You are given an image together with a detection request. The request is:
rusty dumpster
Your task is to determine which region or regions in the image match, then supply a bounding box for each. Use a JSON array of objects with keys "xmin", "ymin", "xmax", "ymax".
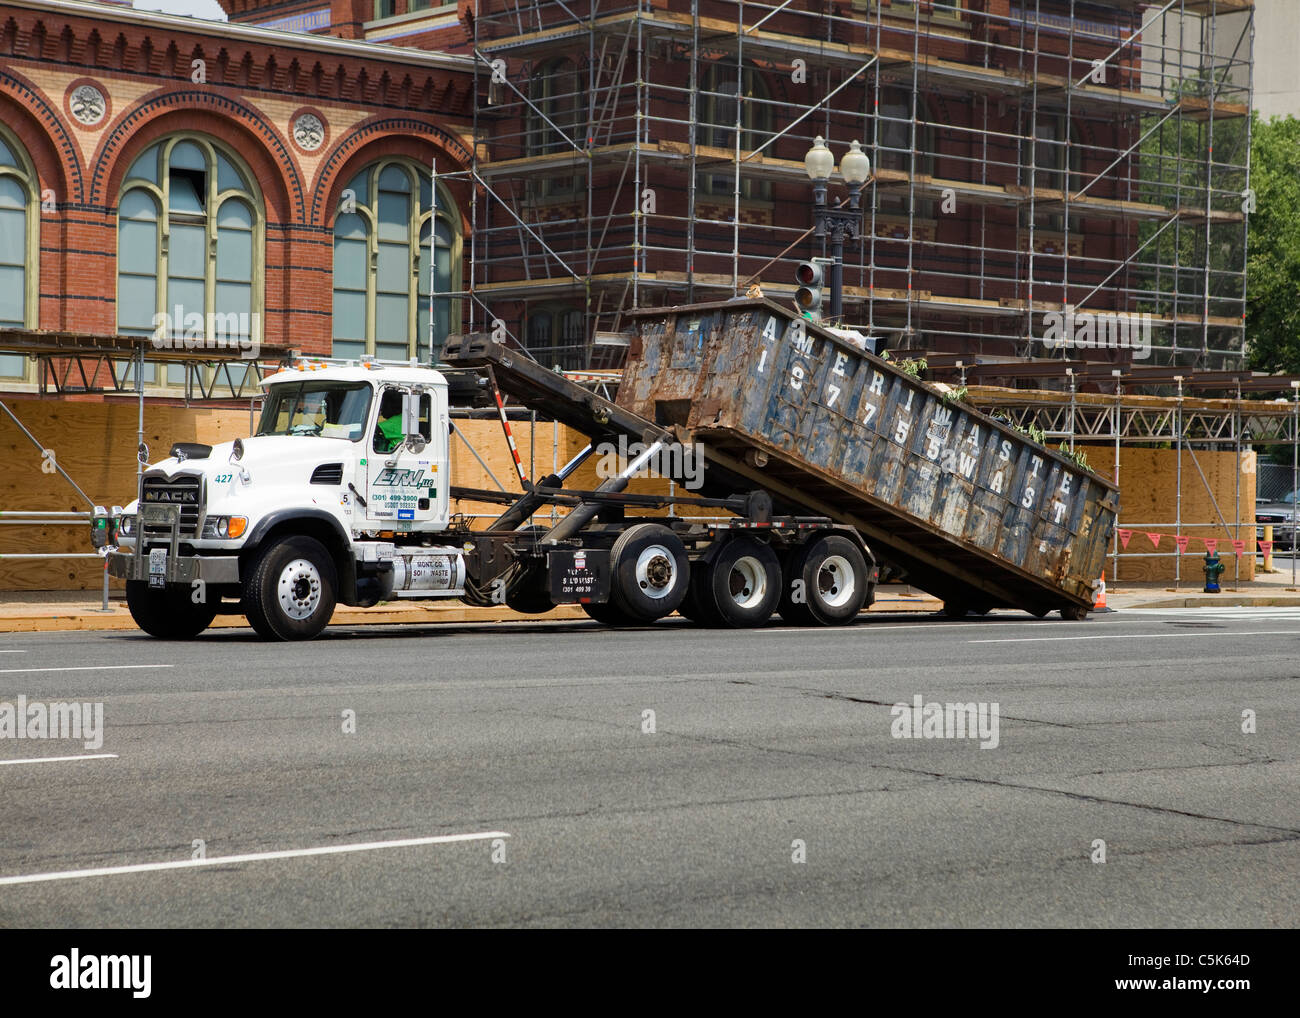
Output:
[{"xmin": 618, "ymin": 298, "xmax": 1119, "ymax": 615}]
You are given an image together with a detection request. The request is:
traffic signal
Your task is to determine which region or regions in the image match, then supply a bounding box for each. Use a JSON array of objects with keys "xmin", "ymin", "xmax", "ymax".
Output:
[{"xmin": 795, "ymin": 261, "xmax": 824, "ymax": 321}]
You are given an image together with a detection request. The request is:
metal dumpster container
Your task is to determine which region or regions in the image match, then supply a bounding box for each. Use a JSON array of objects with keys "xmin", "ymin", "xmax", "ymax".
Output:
[{"xmin": 618, "ymin": 298, "xmax": 1118, "ymax": 615}]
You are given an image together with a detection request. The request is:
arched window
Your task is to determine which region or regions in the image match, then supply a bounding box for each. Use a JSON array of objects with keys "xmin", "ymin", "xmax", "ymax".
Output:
[
  {"xmin": 698, "ymin": 61, "xmax": 771, "ymax": 200},
  {"xmin": 0, "ymin": 127, "xmax": 38, "ymax": 379},
  {"xmin": 527, "ymin": 58, "xmax": 583, "ymax": 196},
  {"xmin": 332, "ymin": 160, "xmax": 460, "ymax": 364},
  {"xmin": 116, "ymin": 136, "xmax": 263, "ymax": 386}
]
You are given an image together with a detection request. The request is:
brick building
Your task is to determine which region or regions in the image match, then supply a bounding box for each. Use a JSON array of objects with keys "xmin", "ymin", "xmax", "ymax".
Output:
[
  {"xmin": 0, "ymin": 0, "xmax": 1254, "ymax": 393},
  {"xmin": 0, "ymin": 0, "xmax": 475, "ymax": 396}
]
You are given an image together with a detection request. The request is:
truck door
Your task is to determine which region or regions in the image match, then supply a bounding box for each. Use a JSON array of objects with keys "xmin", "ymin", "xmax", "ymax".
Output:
[{"xmin": 363, "ymin": 385, "xmax": 442, "ymax": 529}]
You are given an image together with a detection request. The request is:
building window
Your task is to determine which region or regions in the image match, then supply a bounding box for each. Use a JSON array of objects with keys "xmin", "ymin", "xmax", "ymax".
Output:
[
  {"xmin": 116, "ymin": 136, "xmax": 263, "ymax": 387},
  {"xmin": 525, "ymin": 304, "xmax": 585, "ymax": 370},
  {"xmin": 1021, "ymin": 114, "xmax": 1081, "ymax": 234},
  {"xmin": 697, "ymin": 61, "xmax": 771, "ymax": 200},
  {"xmin": 527, "ymin": 58, "xmax": 583, "ymax": 196},
  {"xmin": 853, "ymin": 0, "xmax": 966, "ymax": 20},
  {"xmin": 332, "ymin": 160, "xmax": 460, "ymax": 364},
  {"xmin": 873, "ymin": 86, "xmax": 934, "ymax": 219},
  {"xmin": 0, "ymin": 127, "xmax": 38, "ymax": 379}
]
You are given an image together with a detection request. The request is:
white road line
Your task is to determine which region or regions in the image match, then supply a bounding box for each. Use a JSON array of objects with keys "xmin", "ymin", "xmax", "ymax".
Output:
[
  {"xmin": 0, "ymin": 753, "xmax": 117, "ymax": 766},
  {"xmin": 0, "ymin": 831, "xmax": 511, "ymax": 887},
  {"xmin": 0, "ymin": 665, "xmax": 173, "ymax": 675},
  {"xmin": 970, "ymin": 630, "xmax": 1296, "ymax": 644},
  {"xmin": 0, "ymin": 650, "xmax": 27, "ymax": 654}
]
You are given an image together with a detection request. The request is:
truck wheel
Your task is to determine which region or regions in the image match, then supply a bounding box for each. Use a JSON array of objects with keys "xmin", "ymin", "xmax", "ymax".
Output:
[
  {"xmin": 705, "ymin": 537, "xmax": 780, "ymax": 628},
  {"xmin": 608, "ymin": 523, "xmax": 689, "ymax": 622},
  {"xmin": 1059, "ymin": 604, "xmax": 1089, "ymax": 621},
  {"xmin": 125, "ymin": 581, "xmax": 217, "ymax": 639},
  {"xmin": 243, "ymin": 536, "xmax": 338, "ymax": 641},
  {"xmin": 779, "ymin": 534, "xmax": 869, "ymax": 626}
]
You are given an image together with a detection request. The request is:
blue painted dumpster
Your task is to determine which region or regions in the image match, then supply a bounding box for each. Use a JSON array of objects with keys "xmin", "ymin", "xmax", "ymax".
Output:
[{"xmin": 620, "ymin": 298, "xmax": 1118, "ymax": 616}]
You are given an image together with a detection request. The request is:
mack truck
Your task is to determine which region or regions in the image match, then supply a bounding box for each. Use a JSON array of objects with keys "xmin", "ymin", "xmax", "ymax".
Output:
[{"xmin": 101, "ymin": 297, "xmax": 1117, "ymax": 640}]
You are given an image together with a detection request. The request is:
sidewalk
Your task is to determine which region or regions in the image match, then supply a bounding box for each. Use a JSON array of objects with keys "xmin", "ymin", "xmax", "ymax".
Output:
[
  {"xmin": 1104, "ymin": 561, "xmax": 1300, "ymax": 610},
  {"xmin": 0, "ymin": 583, "xmax": 945, "ymax": 634}
]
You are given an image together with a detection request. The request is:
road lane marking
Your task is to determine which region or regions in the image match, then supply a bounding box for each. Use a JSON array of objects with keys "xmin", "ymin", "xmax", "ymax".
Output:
[
  {"xmin": 0, "ymin": 831, "xmax": 511, "ymax": 887},
  {"xmin": 970, "ymin": 630, "xmax": 1296, "ymax": 644},
  {"xmin": 0, "ymin": 665, "xmax": 173, "ymax": 675},
  {"xmin": 0, "ymin": 754, "xmax": 117, "ymax": 766},
  {"xmin": 0, "ymin": 650, "xmax": 27, "ymax": 654}
]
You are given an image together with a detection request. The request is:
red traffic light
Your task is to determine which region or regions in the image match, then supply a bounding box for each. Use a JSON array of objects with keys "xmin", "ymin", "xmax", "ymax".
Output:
[{"xmin": 796, "ymin": 261, "xmax": 821, "ymax": 286}]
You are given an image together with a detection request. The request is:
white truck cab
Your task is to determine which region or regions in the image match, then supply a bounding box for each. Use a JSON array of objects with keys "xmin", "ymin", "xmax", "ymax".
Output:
[{"xmin": 109, "ymin": 359, "xmax": 469, "ymax": 640}]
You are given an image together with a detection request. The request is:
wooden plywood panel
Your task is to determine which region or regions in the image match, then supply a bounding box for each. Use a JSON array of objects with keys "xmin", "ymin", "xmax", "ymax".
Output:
[
  {"xmin": 1079, "ymin": 445, "xmax": 1256, "ymax": 584},
  {"xmin": 0, "ymin": 399, "xmax": 251, "ymax": 592}
]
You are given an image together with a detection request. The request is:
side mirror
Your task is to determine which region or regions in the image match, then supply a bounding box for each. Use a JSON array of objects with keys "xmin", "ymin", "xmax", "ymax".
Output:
[{"xmin": 401, "ymin": 393, "xmax": 426, "ymax": 454}]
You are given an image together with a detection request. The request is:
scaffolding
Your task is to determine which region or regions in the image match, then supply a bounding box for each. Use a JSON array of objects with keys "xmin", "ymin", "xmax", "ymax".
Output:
[{"xmin": 450, "ymin": 0, "xmax": 1254, "ymax": 377}]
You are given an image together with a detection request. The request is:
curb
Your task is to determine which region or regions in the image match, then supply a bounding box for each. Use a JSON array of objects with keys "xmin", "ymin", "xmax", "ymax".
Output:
[{"xmin": 1116, "ymin": 596, "xmax": 1300, "ymax": 610}]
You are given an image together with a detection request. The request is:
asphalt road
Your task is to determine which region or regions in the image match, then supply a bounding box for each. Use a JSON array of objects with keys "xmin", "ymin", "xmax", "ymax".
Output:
[{"xmin": 0, "ymin": 606, "xmax": 1296, "ymax": 928}]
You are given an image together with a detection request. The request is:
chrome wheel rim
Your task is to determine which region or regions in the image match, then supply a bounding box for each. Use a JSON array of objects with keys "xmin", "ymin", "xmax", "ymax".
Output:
[
  {"xmin": 727, "ymin": 556, "xmax": 767, "ymax": 609},
  {"xmin": 816, "ymin": 554, "xmax": 855, "ymax": 609},
  {"xmin": 278, "ymin": 558, "xmax": 322, "ymax": 620},
  {"xmin": 634, "ymin": 545, "xmax": 679, "ymax": 600}
]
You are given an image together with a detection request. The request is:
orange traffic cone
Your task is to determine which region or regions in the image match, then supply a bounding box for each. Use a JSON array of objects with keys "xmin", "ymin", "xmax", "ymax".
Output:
[{"xmin": 1093, "ymin": 571, "xmax": 1110, "ymax": 612}]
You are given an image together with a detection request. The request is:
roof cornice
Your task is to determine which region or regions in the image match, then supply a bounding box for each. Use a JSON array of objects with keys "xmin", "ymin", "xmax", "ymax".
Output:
[{"xmin": 2, "ymin": 0, "xmax": 474, "ymax": 72}]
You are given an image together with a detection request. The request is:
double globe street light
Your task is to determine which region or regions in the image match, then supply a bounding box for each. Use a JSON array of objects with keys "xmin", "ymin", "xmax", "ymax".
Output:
[{"xmin": 800, "ymin": 136, "xmax": 871, "ymax": 322}]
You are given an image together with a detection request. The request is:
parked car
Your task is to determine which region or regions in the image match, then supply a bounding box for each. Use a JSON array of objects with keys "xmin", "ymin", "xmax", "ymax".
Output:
[{"xmin": 1256, "ymin": 488, "xmax": 1298, "ymax": 549}]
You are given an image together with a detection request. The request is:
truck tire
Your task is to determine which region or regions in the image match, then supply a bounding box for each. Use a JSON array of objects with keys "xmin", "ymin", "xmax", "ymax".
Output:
[
  {"xmin": 125, "ymin": 581, "xmax": 217, "ymax": 639},
  {"xmin": 1059, "ymin": 604, "xmax": 1089, "ymax": 621},
  {"xmin": 608, "ymin": 523, "xmax": 689, "ymax": 622},
  {"xmin": 243, "ymin": 535, "xmax": 338, "ymax": 641},
  {"xmin": 703, "ymin": 537, "xmax": 781, "ymax": 628},
  {"xmin": 778, "ymin": 534, "xmax": 869, "ymax": 626}
]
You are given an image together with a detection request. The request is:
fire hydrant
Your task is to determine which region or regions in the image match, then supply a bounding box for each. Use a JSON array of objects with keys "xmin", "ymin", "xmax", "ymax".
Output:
[{"xmin": 1203, "ymin": 551, "xmax": 1225, "ymax": 593}]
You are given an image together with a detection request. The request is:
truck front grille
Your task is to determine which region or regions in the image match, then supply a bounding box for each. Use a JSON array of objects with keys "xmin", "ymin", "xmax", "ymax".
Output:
[{"xmin": 141, "ymin": 474, "xmax": 203, "ymax": 538}]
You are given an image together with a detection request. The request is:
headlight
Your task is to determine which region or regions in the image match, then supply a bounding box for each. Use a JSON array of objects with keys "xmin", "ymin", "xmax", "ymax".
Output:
[
  {"xmin": 117, "ymin": 514, "xmax": 136, "ymax": 537},
  {"xmin": 201, "ymin": 516, "xmax": 248, "ymax": 539}
]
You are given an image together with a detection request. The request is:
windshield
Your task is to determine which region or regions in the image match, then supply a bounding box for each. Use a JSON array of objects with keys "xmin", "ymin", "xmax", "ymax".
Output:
[{"xmin": 256, "ymin": 381, "xmax": 372, "ymax": 440}]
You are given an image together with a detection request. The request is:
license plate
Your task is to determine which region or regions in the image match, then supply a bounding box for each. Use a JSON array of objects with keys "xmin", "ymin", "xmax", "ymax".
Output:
[{"xmin": 148, "ymin": 548, "xmax": 166, "ymax": 588}]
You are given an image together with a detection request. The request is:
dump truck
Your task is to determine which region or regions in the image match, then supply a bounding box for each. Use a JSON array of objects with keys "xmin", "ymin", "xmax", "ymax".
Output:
[{"xmin": 98, "ymin": 297, "xmax": 1116, "ymax": 640}]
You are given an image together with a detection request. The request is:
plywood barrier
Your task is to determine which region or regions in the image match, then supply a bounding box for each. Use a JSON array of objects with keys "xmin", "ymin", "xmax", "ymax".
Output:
[
  {"xmin": 1079, "ymin": 445, "xmax": 1256, "ymax": 584},
  {"xmin": 0, "ymin": 399, "xmax": 253, "ymax": 592}
]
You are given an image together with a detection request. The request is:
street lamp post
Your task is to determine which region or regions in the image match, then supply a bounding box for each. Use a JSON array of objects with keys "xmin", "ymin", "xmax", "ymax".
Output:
[{"xmin": 804, "ymin": 136, "xmax": 871, "ymax": 322}]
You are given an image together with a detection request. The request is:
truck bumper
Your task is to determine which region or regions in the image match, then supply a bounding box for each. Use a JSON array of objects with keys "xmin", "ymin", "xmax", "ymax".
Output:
[{"xmin": 108, "ymin": 549, "xmax": 240, "ymax": 586}]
